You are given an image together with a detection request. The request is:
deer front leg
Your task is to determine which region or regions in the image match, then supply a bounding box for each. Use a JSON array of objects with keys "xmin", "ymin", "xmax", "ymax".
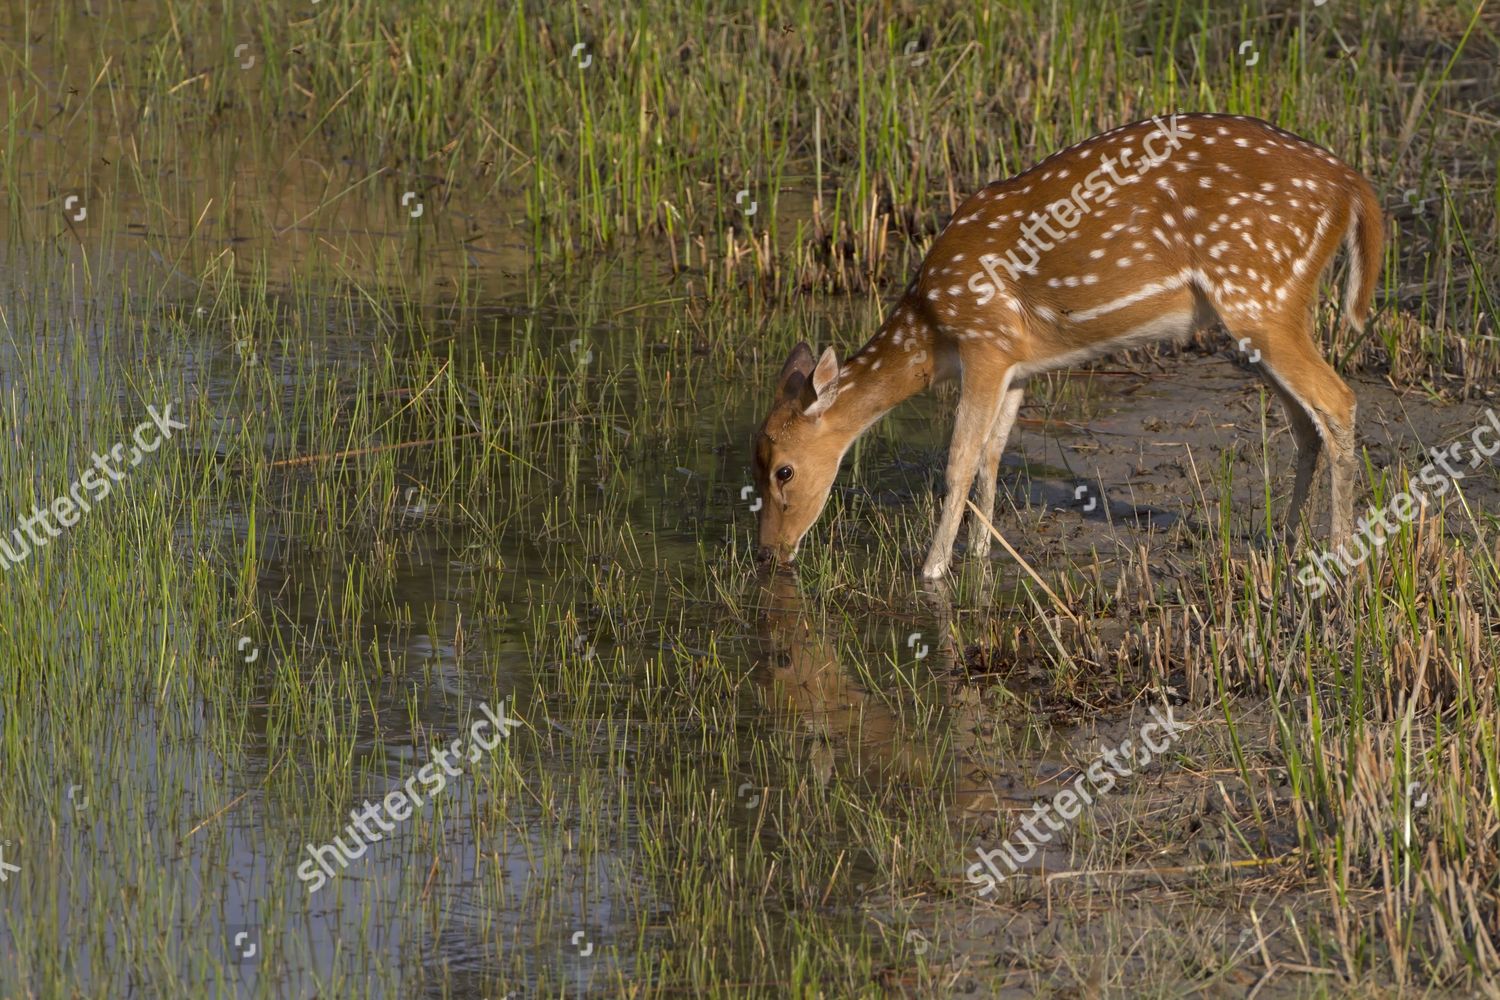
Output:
[
  {"xmin": 969, "ymin": 386, "xmax": 1025, "ymax": 560},
  {"xmin": 922, "ymin": 367, "xmax": 1013, "ymax": 580}
]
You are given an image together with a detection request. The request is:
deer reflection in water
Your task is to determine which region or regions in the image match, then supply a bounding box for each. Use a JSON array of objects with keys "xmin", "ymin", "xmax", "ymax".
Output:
[{"xmin": 749, "ymin": 570, "xmax": 1005, "ymax": 819}]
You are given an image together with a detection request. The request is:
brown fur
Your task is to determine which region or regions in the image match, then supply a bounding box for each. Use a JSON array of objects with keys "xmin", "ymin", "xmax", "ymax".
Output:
[{"xmin": 754, "ymin": 114, "xmax": 1383, "ymax": 579}]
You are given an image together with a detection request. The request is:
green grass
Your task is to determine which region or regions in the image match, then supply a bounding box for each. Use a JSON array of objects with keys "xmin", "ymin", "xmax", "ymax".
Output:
[{"xmin": 0, "ymin": 0, "xmax": 1497, "ymax": 996}]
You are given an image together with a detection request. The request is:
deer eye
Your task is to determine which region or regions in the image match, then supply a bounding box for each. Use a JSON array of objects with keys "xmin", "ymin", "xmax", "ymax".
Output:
[{"xmin": 775, "ymin": 465, "xmax": 794, "ymax": 484}]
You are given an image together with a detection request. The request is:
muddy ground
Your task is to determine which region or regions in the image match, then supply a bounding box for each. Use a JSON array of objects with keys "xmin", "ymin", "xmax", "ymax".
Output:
[{"xmin": 784, "ymin": 350, "xmax": 1500, "ymax": 997}]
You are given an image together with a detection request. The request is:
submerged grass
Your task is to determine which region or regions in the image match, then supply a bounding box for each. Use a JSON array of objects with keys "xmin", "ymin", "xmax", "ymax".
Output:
[{"xmin": 0, "ymin": 0, "xmax": 1497, "ymax": 996}]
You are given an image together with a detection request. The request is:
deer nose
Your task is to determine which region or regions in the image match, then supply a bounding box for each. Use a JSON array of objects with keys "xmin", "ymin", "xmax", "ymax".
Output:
[{"xmin": 757, "ymin": 544, "xmax": 797, "ymax": 565}]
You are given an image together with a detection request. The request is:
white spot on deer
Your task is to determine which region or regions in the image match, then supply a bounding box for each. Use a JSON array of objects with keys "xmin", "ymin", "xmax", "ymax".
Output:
[{"xmin": 1070, "ymin": 267, "xmax": 1211, "ymax": 323}]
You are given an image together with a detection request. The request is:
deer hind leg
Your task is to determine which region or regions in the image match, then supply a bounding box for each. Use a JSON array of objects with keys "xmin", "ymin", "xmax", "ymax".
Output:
[
  {"xmin": 1262, "ymin": 378, "xmax": 1323, "ymax": 539},
  {"xmin": 969, "ymin": 386, "xmax": 1025, "ymax": 560},
  {"xmin": 922, "ymin": 365, "xmax": 1013, "ymax": 580},
  {"xmin": 1236, "ymin": 314, "xmax": 1357, "ymax": 546}
]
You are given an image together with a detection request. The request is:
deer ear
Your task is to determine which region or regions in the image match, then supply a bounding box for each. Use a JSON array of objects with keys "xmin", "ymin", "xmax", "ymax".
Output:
[
  {"xmin": 801, "ymin": 347, "xmax": 841, "ymax": 418},
  {"xmin": 776, "ymin": 342, "xmax": 816, "ymax": 398}
]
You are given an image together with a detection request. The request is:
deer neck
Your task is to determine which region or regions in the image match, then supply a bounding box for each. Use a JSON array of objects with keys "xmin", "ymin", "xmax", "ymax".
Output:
[{"xmin": 822, "ymin": 299, "xmax": 938, "ymax": 443}]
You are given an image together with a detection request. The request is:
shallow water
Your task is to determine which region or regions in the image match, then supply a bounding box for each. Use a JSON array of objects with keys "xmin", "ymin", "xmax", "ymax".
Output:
[
  {"xmin": 0, "ymin": 203, "xmax": 1206, "ymax": 986},
  {"xmin": 8, "ymin": 215, "xmax": 1495, "ymax": 995},
  {"xmin": 7, "ymin": 89, "xmax": 1495, "ymax": 997}
]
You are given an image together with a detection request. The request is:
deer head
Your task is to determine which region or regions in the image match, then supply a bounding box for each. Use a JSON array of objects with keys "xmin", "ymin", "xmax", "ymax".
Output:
[{"xmin": 752, "ymin": 342, "xmax": 846, "ymax": 564}]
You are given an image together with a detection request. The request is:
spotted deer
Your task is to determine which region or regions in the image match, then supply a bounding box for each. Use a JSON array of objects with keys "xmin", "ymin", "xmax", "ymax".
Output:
[{"xmin": 753, "ymin": 113, "xmax": 1383, "ymax": 579}]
